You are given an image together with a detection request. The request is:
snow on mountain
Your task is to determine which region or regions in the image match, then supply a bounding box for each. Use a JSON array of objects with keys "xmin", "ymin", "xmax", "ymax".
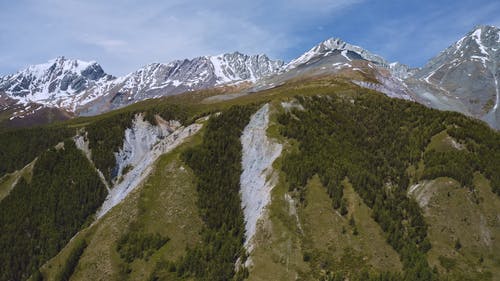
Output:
[
  {"xmin": 106, "ymin": 52, "xmax": 283, "ymax": 102},
  {"xmin": 0, "ymin": 53, "xmax": 283, "ymax": 118},
  {"xmin": 2, "ymin": 25, "xmax": 499, "ymax": 130},
  {"xmin": 0, "ymin": 56, "xmax": 113, "ymax": 110},
  {"xmin": 389, "ymin": 62, "xmax": 417, "ymax": 79}
]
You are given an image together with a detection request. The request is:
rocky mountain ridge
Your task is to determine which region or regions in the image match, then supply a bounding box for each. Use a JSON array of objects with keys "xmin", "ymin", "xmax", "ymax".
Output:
[
  {"xmin": 0, "ymin": 53, "xmax": 283, "ymax": 116},
  {"xmin": 1, "ymin": 25, "xmax": 499, "ymax": 129}
]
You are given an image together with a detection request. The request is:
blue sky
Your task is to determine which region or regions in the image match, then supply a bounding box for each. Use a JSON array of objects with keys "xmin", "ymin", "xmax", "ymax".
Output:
[{"xmin": 0, "ymin": 0, "xmax": 499, "ymax": 76}]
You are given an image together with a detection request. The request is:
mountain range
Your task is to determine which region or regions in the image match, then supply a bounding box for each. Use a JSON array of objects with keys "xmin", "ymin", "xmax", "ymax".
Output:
[
  {"xmin": 1, "ymin": 25, "xmax": 498, "ymax": 129},
  {"xmin": 1, "ymin": 24, "xmax": 500, "ymax": 281}
]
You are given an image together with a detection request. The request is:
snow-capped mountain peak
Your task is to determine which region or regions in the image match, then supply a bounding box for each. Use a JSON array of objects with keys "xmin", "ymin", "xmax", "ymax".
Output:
[
  {"xmin": 0, "ymin": 56, "xmax": 113, "ymax": 109},
  {"xmin": 75, "ymin": 52, "xmax": 284, "ymax": 115},
  {"xmin": 107, "ymin": 51, "xmax": 284, "ymax": 98},
  {"xmin": 1, "ymin": 52, "xmax": 284, "ymax": 116},
  {"xmin": 208, "ymin": 52, "xmax": 283, "ymax": 84},
  {"xmin": 285, "ymin": 37, "xmax": 389, "ymax": 70}
]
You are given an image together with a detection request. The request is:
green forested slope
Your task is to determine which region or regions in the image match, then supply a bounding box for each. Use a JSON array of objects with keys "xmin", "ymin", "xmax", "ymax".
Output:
[
  {"xmin": 276, "ymin": 93, "xmax": 500, "ymax": 280},
  {"xmin": 0, "ymin": 140, "xmax": 107, "ymax": 281},
  {"xmin": 0, "ymin": 126, "xmax": 73, "ymax": 177}
]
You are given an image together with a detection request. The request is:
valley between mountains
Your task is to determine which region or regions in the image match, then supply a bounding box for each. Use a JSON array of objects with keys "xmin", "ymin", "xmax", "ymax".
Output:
[{"xmin": 0, "ymin": 25, "xmax": 500, "ymax": 281}]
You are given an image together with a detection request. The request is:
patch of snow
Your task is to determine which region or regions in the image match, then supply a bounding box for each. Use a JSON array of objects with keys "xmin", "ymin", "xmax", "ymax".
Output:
[
  {"xmin": 210, "ymin": 55, "xmax": 232, "ymax": 84},
  {"xmin": 470, "ymin": 55, "xmax": 489, "ymax": 67},
  {"xmin": 169, "ymin": 79, "xmax": 182, "ymax": 87},
  {"xmin": 341, "ymin": 50, "xmax": 352, "ymax": 61},
  {"xmin": 331, "ymin": 62, "xmax": 351, "ymax": 70},
  {"xmin": 240, "ymin": 103, "xmax": 282, "ymax": 252},
  {"xmin": 455, "ymin": 36, "xmax": 466, "ymax": 51},
  {"xmin": 424, "ymin": 67, "xmax": 438, "ymax": 84},
  {"xmin": 96, "ymin": 114, "xmax": 202, "ymax": 219},
  {"xmin": 472, "ymin": 28, "xmax": 489, "ymax": 56},
  {"xmin": 286, "ymin": 47, "xmax": 319, "ymax": 69}
]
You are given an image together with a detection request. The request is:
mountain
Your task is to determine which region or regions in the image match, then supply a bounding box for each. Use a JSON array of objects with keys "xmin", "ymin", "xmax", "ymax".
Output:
[
  {"xmin": 0, "ymin": 53, "xmax": 283, "ymax": 120},
  {"xmin": 1, "ymin": 24, "xmax": 500, "ymax": 281},
  {"xmin": 78, "ymin": 52, "xmax": 283, "ymax": 115},
  {"xmin": 265, "ymin": 25, "xmax": 500, "ymax": 129},
  {"xmin": 251, "ymin": 37, "xmax": 415, "ymax": 100},
  {"xmin": 406, "ymin": 25, "xmax": 500, "ymax": 129},
  {"xmin": 1, "ymin": 25, "xmax": 499, "ymax": 131},
  {"xmin": 285, "ymin": 37, "xmax": 390, "ymax": 70},
  {"xmin": 0, "ymin": 57, "xmax": 114, "ymax": 111}
]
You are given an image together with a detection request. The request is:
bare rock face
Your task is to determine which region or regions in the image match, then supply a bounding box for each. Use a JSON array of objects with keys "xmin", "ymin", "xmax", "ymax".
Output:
[
  {"xmin": 94, "ymin": 113, "xmax": 203, "ymax": 219},
  {"xmin": 240, "ymin": 103, "xmax": 282, "ymax": 253}
]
